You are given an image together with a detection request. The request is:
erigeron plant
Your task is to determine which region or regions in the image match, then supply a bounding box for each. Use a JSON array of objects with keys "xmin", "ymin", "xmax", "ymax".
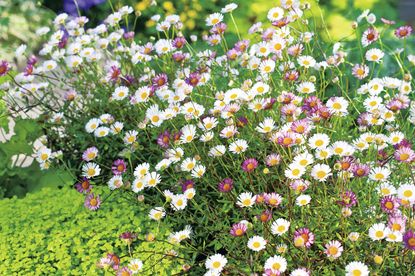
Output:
[{"xmin": 2, "ymin": 1, "xmax": 415, "ymax": 275}]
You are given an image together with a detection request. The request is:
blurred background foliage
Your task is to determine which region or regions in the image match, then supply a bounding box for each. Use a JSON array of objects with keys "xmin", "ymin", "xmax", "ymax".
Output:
[
  {"xmin": 0, "ymin": 0, "xmax": 401, "ymax": 61},
  {"xmin": 0, "ymin": 0, "xmax": 55, "ymax": 62},
  {"xmin": 0, "ymin": 0, "xmax": 403, "ymax": 199}
]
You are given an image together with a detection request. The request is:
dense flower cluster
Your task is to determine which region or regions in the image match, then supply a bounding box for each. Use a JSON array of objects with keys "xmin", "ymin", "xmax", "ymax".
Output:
[{"xmin": 2, "ymin": 0, "xmax": 415, "ymax": 274}]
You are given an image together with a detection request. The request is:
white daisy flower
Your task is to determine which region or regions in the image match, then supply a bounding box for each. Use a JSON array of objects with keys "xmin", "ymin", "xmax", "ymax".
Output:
[
  {"xmin": 297, "ymin": 55, "xmax": 316, "ymax": 68},
  {"xmin": 368, "ymin": 223, "xmax": 387, "ymax": 241},
  {"xmin": 345, "ymin": 262, "xmax": 369, "ymax": 276},
  {"xmin": 205, "ymin": 254, "xmax": 227, "ymax": 272},
  {"xmin": 199, "ymin": 117, "xmax": 218, "ymax": 131},
  {"xmin": 146, "ymin": 104, "xmax": 164, "ymax": 127},
  {"xmin": 166, "ymin": 148, "xmax": 184, "ymax": 163},
  {"xmin": 251, "ymin": 82, "xmax": 270, "ymax": 95},
  {"xmin": 293, "ymin": 152, "xmax": 314, "ymax": 167},
  {"xmin": 154, "ymin": 39, "xmax": 173, "ymax": 55},
  {"xmin": 128, "ymin": 259, "xmax": 143, "ymax": 274},
  {"xmin": 108, "ymin": 175, "xmax": 123, "ymax": 190},
  {"xmin": 296, "ymin": 194, "xmax": 311, "ymax": 206},
  {"xmin": 296, "ymin": 81, "xmax": 315, "ymax": 94},
  {"xmin": 284, "ymin": 163, "xmax": 306, "ymax": 179},
  {"xmin": 326, "ymin": 97, "xmax": 349, "ymax": 116},
  {"xmin": 330, "ymin": 141, "xmax": 355, "ymax": 156},
  {"xmin": 206, "ymin": 13, "xmax": 223, "ymax": 26},
  {"xmin": 365, "ymin": 48, "xmax": 384, "ymax": 62},
  {"xmin": 264, "ymin": 255, "xmax": 287, "ymax": 273},
  {"xmin": 191, "ymin": 165, "xmax": 206, "ymax": 178},
  {"xmin": 134, "ymin": 163, "xmax": 150, "ymax": 177},
  {"xmin": 94, "ymin": 126, "xmax": 110, "ymax": 137},
  {"xmin": 267, "ymin": 7, "xmax": 284, "ymax": 22},
  {"xmin": 112, "ymin": 86, "xmax": 129, "ymax": 100},
  {"xmin": 397, "ymin": 184, "xmax": 415, "ymax": 203},
  {"xmin": 247, "ymin": 235, "xmax": 267, "ymax": 252},
  {"xmin": 259, "ymin": 59, "xmax": 276, "ymax": 74},
  {"xmin": 270, "ymin": 219, "xmax": 290, "ymax": 236},
  {"xmin": 385, "ymin": 228, "xmax": 403, "ymax": 242},
  {"xmin": 36, "ymin": 147, "xmax": 52, "ymax": 163},
  {"xmin": 221, "ymin": 3, "xmax": 238, "ymax": 13},
  {"xmin": 180, "ymin": 124, "xmax": 197, "ymax": 144},
  {"xmin": 255, "ymin": 41, "xmax": 270, "ymax": 57},
  {"xmin": 209, "ymin": 145, "xmax": 226, "ymax": 157},
  {"xmin": 171, "ymin": 194, "xmax": 188, "ymax": 211},
  {"xmin": 184, "ymin": 188, "xmax": 196, "ymax": 200},
  {"xmin": 229, "ymin": 139, "xmax": 249, "ymax": 154},
  {"xmin": 377, "ymin": 182, "xmax": 397, "ymax": 196},
  {"xmin": 132, "ymin": 177, "xmax": 146, "ymax": 193},
  {"xmin": 256, "ymin": 117, "xmax": 275, "ymax": 133},
  {"xmin": 180, "ymin": 158, "xmax": 197, "ymax": 172},
  {"xmin": 82, "ymin": 162, "xmax": 101, "ymax": 178},
  {"xmin": 236, "ymin": 192, "xmax": 256, "ymax": 208},
  {"xmin": 389, "ymin": 131, "xmax": 405, "ymax": 145},
  {"xmin": 43, "ymin": 60, "xmax": 57, "ymax": 71},
  {"xmin": 144, "ymin": 171, "xmax": 161, "ymax": 187},
  {"xmin": 308, "ymin": 133, "xmax": 330, "ymax": 149},
  {"xmin": 220, "ymin": 125, "xmax": 238, "ymax": 139},
  {"xmin": 270, "ymin": 37, "xmax": 286, "ymax": 53},
  {"xmin": 369, "ymin": 167, "xmax": 390, "ymax": 182},
  {"xmin": 149, "ymin": 207, "xmax": 166, "ymax": 221},
  {"xmin": 311, "ymin": 164, "xmax": 332, "ymax": 182},
  {"xmin": 124, "ymin": 130, "xmax": 138, "ymax": 144},
  {"xmin": 85, "ymin": 118, "xmax": 101, "ymax": 133}
]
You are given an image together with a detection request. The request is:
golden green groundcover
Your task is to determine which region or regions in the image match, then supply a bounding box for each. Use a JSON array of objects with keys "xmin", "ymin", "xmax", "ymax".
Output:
[{"xmin": 0, "ymin": 187, "xmax": 182, "ymax": 275}]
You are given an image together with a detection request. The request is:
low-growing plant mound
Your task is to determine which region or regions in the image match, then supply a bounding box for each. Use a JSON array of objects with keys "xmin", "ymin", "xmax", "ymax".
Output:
[{"xmin": 0, "ymin": 187, "xmax": 182, "ymax": 275}]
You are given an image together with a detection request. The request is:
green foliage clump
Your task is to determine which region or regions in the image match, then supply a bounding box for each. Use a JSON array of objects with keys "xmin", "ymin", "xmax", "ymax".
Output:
[
  {"xmin": 0, "ymin": 187, "xmax": 183, "ymax": 275},
  {"xmin": 0, "ymin": 116, "xmax": 72, "ymax": 198}
]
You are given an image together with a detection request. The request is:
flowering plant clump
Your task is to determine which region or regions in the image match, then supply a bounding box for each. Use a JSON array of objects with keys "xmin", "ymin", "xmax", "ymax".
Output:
[{"xmin": 2, "ymin": 1, "xmax": 415, "ymax": 275}]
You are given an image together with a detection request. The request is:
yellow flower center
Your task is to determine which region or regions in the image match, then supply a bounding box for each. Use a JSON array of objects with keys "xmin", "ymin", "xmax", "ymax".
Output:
[
  {"xmin": 328, "ymin": 246, "xmax": 338, "ymax": 255},
  {"xmin": 352, "ymin": 269, "xmax": 362, "ymax": 276},
  {"xmin": 90, "ymin": 198, "xmax": 97, "ymax": 206},
  {"xmin": 152, "ymin": 115, "xmax": 159, "ymax": 123},
  {"xmin": 334, "ymin": 148, "xmax": 343, "ymax": 154},
  {"xmin": 87, "ymin": 168, "xmax": 95, "ymax": 176},
  {"xmin": 315, "ymin": 140, "xmax": 324, "ymax": 147},
  {"xmin": 356, "ymin": 68, "xmax": 365, "ymax": 76},
  {"xmin": 292, "ymin": 168, "xmax": 300, "ymax": 176},
  {"xmin": 272, "ymin": 263, "xmax": 281, "ymax": 270},
  {"xmin": 242, "ymin": 199, "xmax": 251, "ymax": 206},
  {"xmin": 316, "ymin": 171, "xmax": 326, "ymax": 179},
  {"xmin": 374, "ymin": 173, "xmax": 384, "ymax": 180},
  {"xmin": 384, "ymin": 201, "xmax": 393, "ymax": 209},
  {"xmin": 375, "ymin": 230, "xmax": 384, "ymax": 238},
  {"xmin": 332, "ymin": 102, "xmax": 342, "ymax": 110}
]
